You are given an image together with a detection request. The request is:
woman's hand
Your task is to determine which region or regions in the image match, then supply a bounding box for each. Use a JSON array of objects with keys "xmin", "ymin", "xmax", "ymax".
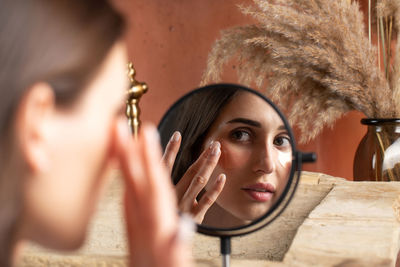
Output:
[
  {"xmin": 162, "ymin": 131, "xmax": 226, "ymax": 224},
  {"xmin": 115, "ymin": 121, "xmax": 193, "ymax": 267}
]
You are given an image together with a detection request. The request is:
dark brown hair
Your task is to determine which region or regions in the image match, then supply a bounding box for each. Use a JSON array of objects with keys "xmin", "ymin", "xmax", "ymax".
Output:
[
  {"xmin": 0, "ymin": 0, "xmax": 124, "ymax": 264},
  {"xmin": 159, "ymin": 85, "xmax": 241, "ymax": 185}
]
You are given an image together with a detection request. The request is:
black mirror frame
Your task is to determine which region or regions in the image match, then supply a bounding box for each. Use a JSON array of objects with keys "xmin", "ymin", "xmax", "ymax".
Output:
[{"xmin": 158, "ymin": 83, "xmax": 312, "ymax": 238}]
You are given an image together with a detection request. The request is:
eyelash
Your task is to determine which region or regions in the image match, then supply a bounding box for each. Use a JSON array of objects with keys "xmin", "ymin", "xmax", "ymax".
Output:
[
  {"xmin": 229, "ymin": 128, "xmax": 253, "ymax": 143},
  {"xmin": 229, "ymin": 127, "xmax": 292, "ymax": 149},
  {"xmin": 274, "ymin": 135, "xmax": 291, "ymax": 148}
]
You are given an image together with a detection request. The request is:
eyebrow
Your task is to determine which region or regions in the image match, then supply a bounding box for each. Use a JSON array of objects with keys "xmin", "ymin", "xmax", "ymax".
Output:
[
  {"xmin": 277, "ymin": 125, "xmax": 287, "ymax": 131},
  {"xmin": 226, "ymin": 118, "xmax": 261, "ymax": 127},
  {"xmin": 226, "ymin": 117, "xmax": 288, "ymax": 131}
]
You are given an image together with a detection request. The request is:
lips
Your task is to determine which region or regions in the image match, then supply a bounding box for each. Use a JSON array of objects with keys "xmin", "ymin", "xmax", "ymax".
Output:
[{"xmin": 241, "ymin": 183, "xmax": 276, "ymax": 202}]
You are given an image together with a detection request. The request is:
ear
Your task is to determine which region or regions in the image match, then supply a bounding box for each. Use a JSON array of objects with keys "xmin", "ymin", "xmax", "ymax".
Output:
[{"xmin": 15, "ymin": 83, "xmax": 56, "ymax": 174}]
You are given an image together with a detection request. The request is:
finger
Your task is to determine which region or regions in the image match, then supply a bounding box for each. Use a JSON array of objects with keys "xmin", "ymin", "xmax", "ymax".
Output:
[
  {"xmin": 179, "ymin": 142, "xmax": 221, "ymax": 210},
  {"xmin": 140, "ymin": 123, "xmax": 179, "ymax": 234},
  {"xmin": 115, "ymin": 119, "xmax": 149, "ymax": 246},
  {"xmin": 115, "ymin": 119, "xmax": 145, "ymax": 203},
  {"xmin": 194, "ymin": 174, "xmax": 226, "ymax": 222},
  {"xmin": 124, "ymin": 188, "xmax": 139, "ymax": 254},
  {"xmin": 140, "ymin": 126, "xmax": 193, "ymax": 267},
  {"xmin": 161, "ymin": 131, "xmax": 181, "ymax": 174},
  {"xmin": 175, "ymin": 141, "xmax": 220, "ymax": 200},
  {"xmin": 116, "ymin": 120, "xmax": 191, "ymax": 267}
]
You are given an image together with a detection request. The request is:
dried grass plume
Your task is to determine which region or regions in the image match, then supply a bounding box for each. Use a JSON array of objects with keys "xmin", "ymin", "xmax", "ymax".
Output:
[{"xmin": 201, "ymin": 0, "xmax": 399, "ymax": 143}]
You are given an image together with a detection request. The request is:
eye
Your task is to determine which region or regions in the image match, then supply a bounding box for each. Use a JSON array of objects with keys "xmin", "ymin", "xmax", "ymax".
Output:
[
  {"xmin": 230, "ymin": 129, "xmax": 252, "ymax": 143},
  {"xmin": 274, "ymin": 135, "xmax": 291, "ymax": 147}
]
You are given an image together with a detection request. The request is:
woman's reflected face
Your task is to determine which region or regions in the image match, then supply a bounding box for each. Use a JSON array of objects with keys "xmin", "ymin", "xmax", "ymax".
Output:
[{"xmin": 202, "ymin": 92, "xmax": 292, "ymax": 227}]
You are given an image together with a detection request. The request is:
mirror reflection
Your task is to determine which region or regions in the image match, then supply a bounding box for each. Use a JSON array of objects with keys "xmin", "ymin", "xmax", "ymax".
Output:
[{"xmin": 159, "ymin": 85, "xmax": 293, "ymax": 229}]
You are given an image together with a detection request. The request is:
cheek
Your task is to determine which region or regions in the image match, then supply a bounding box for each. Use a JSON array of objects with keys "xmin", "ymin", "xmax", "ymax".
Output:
[
  {"xmin": 275, "ymin": 150, "xmax": 292, "ymax": 192},
  {"xmin": 277, "ymin": 150, "xmax": 292, "ymax": 168},
  {"xmin": 72, "ymin": 118, "xmax": 111, "ymax": 171},
  {"xmin": 49, "ymin": 113, "xmax": 115, "ymax": 207},
  {"xmin": 207, "ymin": 141, "xmax": 253, "ymax": 193},
  {"xmin": 219, "ymin": 141, "xmax": 252, "ymax": 172},
  {"xmin": 82, "ymin": 117, "xmax": 116, "ymax": 183}
]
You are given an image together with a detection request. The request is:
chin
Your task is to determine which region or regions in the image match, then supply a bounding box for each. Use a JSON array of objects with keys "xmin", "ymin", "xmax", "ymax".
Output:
[
  {"xmin": 59, "ymin": 221, "xmax": 91, "ymax": 250},
  {"xmin": 35, "ymin": 223, "xmax": 89, "ymax": 251},
  {"xmin": 58, "ymin": 232, "xmax": 87, "ymax": 251},
  {"xmin": 241, "ymin": 209, "xmax": 271, "ymax": 221}
]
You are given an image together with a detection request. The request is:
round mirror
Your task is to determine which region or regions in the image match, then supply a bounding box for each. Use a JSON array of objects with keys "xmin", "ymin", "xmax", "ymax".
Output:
[{"xmin": 158, "ymin": 83, "xmax": 314, "ymax": 238}]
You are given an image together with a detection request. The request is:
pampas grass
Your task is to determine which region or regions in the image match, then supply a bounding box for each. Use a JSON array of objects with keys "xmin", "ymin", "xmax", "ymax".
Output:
[
  {"xmin": 201, "ymin": 0, "xmax": 399, "ymax": 143},
  {"xmin": 378, "ymin": 0, "xmax": 400, "ymax": 116}
]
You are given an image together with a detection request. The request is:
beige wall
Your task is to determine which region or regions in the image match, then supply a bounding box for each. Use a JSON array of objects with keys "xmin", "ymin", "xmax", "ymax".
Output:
[{"xmin": 116, "ymin": 0, "xmax": 372, "ymax": 180}]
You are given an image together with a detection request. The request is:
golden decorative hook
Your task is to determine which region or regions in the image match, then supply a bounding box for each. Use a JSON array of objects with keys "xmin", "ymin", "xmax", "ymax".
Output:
[{"xmin": 126, "ymin": 62, "xmax": 148, "ymax": 139}]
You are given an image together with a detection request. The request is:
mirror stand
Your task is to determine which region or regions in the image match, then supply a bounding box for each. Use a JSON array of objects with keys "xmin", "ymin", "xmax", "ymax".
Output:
[{"xmin": 220, "ymin": 236, "xmax": 231, "ymax": 267}]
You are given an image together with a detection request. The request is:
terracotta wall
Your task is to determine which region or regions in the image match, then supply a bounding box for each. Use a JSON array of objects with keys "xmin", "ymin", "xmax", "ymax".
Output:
[{"xmin": 115, "ymin": 0, "xmax": 373, "ymax": 180}]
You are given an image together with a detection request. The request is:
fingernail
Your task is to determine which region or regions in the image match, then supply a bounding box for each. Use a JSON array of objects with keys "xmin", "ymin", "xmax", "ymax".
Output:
[
  {"xmin": 170, "ymin": 131, "xmax": 181, "ymax": 142},
  {"xmin": 208, "ymin": 140, "xmax": 219, "ymax": 149},
  {"xmin": 209, "ymin": 141, "xmax": 221, "ymax": 156},
  {"xmin": 218, "ymin": 174, "xmax": 226, "ymax": 182}
]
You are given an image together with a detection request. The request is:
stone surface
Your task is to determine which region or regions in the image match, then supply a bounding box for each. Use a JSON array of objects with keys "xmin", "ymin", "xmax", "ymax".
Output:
[
  {"xmin": 283, "ymin": 181, "xmax": 400, "ymax": 266},
  {"xmin": 19, "ymin": 172, "xmax": 400, "ymax": 267},
  {"xmin": 195, "ymin": 259, "xmax": 285, "ymax": 267}
]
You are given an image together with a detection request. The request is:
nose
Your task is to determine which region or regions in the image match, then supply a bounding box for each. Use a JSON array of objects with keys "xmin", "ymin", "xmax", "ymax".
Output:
[{"xmin": 252, "ymin": 143, "xmax": 275, "ymax": 174}]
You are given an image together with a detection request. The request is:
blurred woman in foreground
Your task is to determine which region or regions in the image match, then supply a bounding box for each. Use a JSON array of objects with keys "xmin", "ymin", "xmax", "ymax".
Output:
[{"xmin": 0, "ymin": 0, "xmax": 191, "ymax": 266}]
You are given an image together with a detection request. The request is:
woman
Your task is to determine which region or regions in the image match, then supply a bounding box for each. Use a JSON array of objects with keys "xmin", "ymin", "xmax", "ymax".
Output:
[
  {"xmin": 0, "ymin": 0, "xmax": 191, "ymax": 266},
  {"xmin": 161, "ymin": 85, "xmax": 292, "ymax": 228}
]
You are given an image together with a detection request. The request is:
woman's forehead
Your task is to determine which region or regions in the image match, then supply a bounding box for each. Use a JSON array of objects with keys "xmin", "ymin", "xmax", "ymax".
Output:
[{"xmin": 216, "ymin": 91, "xmax": 282, "ymax": 127}]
